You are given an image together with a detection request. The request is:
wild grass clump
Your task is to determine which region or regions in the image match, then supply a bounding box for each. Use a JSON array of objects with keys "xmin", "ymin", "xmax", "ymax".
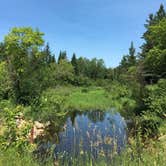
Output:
[
  {"xmin": 0, "ymin": 148, "xmax": 39, "ymax": 166},
  {"xmin": 66, "ymin": 87, "xmax": 112, "ymax": 110}
]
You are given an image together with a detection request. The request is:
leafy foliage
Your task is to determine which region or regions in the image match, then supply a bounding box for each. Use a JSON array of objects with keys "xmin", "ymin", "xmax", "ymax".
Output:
[
  {"xmin": 0, "ymin": 62, "xmax": 12, "ymax": 99},
  {"xmin": 0, "ymin": 105, "xmax": 32, "ymax": 152},
  {"xmin": 0, "ymin": 5, "xmax": 166, "ymax": 165},
  {"xmin": 4, "ymin": 27, "xmax": 44, "ymax": 104}
]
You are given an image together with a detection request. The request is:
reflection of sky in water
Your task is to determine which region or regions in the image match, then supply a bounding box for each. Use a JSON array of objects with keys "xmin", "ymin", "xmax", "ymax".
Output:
[{"xmin": 54, "ymin": 111, "xmax": 127, "ymax": 160}]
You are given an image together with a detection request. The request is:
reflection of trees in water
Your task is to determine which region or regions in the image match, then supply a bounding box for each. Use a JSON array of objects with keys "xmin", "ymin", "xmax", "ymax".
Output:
[
  {"xmin": 45, "ymin": 115, "xmax": 68, "ymax": 143},
  {"xmin": 67, "ymin": 110, "xmax": 106, "ymax": 125},
  {"xmin": 34, "ymin": 110, "xmax": 127, "ymax": 164},
  {"xmin": 86, "ymin": 110, "xmax": 105, "ymax": 123},
  {"xmin": 68, "ymin": 110, "xmax": 80, "ymax": 125},
  {"xmin": 33, "ymin": 114, "xmax": 68, "ymax": 163}
]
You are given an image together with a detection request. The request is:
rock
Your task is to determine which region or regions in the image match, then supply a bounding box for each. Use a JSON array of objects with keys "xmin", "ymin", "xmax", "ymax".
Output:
[
  {"xmin": 17, "ymin": 119, "xmax": 26, "ymax": 129},
  {"xmin": 34, "ymin": 121, "xmax": 44, "ymax": 129},
  {"xmin": 158, "ymin": 135, "xmax": 166, "ymax": 141},
  {"xmin": 15, "ymin": 113, "xmax": 27, "ymax": 129},
  {"xmin": 29, "ymin": 121, "xmax": 46, "ymax": 143}
]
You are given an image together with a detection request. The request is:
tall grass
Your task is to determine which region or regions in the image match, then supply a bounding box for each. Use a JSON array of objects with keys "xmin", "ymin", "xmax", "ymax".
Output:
[
  {"xmin": 0, "ymin": 128, "xmax": 165, "ymax": 166},
  {"xmin": 0, "ymin": 148, "xmax": 38, "ymax": 166},
  {"xmin": 65, "ymin": 87, "xmax": 112, "ymax": 110}
]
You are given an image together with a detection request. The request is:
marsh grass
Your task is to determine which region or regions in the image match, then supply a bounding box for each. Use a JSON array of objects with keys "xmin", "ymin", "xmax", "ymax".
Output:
[
  {"xmin": 65, "ymin": 87, "xmax": 112, "ymax": 110},
  {"xmin": 0, "ymin": 148, "xmax": 38, "ymax": 166},
  {"xmin": 0, "ymin": 86, "xmax": 165, "ymax": 166},
  {"xmin": 0, "ymin": 120, "xmax": 165, "ymax": 166},
  {"xmin": 45, "ymin": 85, "xmax": 136, "ymax": 112}
]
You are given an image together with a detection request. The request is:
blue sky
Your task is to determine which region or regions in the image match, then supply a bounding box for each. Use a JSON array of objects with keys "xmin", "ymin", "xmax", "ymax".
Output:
[{"xmin": 0, "ymin": 0, "xmax": 166, "ymax": 67}]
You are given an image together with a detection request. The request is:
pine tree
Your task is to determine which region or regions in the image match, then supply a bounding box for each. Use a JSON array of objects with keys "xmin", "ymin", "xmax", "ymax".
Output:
[
  {"xmin": 0, "ymin": 42, "xmax": 6, "ymax": 61},
  {"xmin": 58, "ymin": 51, "xmax": 67, "ymax": 64},
  {"xmin": 58, "ymin": 51, "xmax": 62, "ymax": 64},
  {"xmin": 71, "ymin": 53, "xmax": 78, "ymax": 75},
  {"xmin": 129, "ymin": 41, "xmax": 136, "ymax": 66},
  {"xmin": 71, "ymin": 53, "xmax": 76, "ymax": 66},
  {"xmin": 129, "ymin": 41, "xmax": 135, "ymax": 57},
  {"xmin": 141, "ymin": 4, "xmax": 166, "ymax": 57},
  {"xmin": 120, "ymin": 42, "xmax": 136, "ymax": 69},
  {"xmin": 43, "ymin": 43, "xmax": 52, "ymax": 64},
  {"xmin": 51, "ymin": 54, "xmax": 56, "ymax": 63},
  {"xmin": 61, "ymin": 51, "xmax": 67, "ymax": 60},
  {"xmin": 156, "ymin": 4, "xmax": 166, "ymax": 21}
]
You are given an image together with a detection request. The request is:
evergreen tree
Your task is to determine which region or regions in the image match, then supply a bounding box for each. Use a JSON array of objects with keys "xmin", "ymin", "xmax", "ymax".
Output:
[
  {"xmin": 0, "ymin": 42, "xmax": 6, "ymax": 62},
  {"xmin": 129, "ymin": 41, "xmax": 136, "ymax": 66},
  {"xmin": 156, "ymin": 4, "xmax": 166, "ymax": 21},
  {"xmin": 58, "ymin": 51, "xmax": 67, "ymax": 63},
  {"xmin": 129, "ymin": 41, "xmax": 135, "ymax": 57},
  {"xmin": 71, "ymin": 53, "xmax": 78, "ymax": 75},
  {"xmin": 43, "ymin": 43, "xmax": 52, "ymax": 64},
  {"xmin": 141, "ymin": 4, "xmax": 166, "ymax": 58},
  {"xmin": 120, "ymin": 42, "xmax": 136, "ymax": 69},
  {"xmin": 51, "ymin": 54, "xmax": 56, "ymax": 63},
  {"xmin": 61, "ymin": 51, "xmax": 67, "ymax": 60},
  {"xmin": 71, "ymin": 53, "xmax": 76, "ymax": 66},
  {"xmin": 140, "ymin": 4, "xmax": 166, "ymax": 82},
  {"xmin": 58, "ymin": 51, "xmax": 62, "ymax": 64}
]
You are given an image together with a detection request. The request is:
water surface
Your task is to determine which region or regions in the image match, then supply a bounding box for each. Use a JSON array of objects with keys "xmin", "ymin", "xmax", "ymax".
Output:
[
  {"xmin": 35, "ymin": 110, "xmax": 127, "ymax": 165},
  {"xmin": 52, "ymin": 110, "xmax": 127, "ymax": 162}
]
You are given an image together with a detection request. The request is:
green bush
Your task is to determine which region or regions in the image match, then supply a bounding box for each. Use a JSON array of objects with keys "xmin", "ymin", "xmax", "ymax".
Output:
[
  {"xmin": 36, "ymin": 88, "xmax": 67, "ymax": 121},
  {"xmin": 0, "ymin": 62, "xmax": 12, "ymax": 99},
  {"xmin": 72, "ymin": 75, "xmax": 92, "ymax": 86},
  {"xmin": 144, "ymin": 79, "xmax": 166, "ymax": 118},
  {"xmin": 138, "ymin": 79, "xmax": 166, "ymax": 137},
  {"xmin": 0, "ymin": 148, "xmax": 39, "ymax": 166},
  {"xmin": 139, "ymin": 111, "xmax": 161, "ymax": 137},
  {"xmin": 0, "ymin": 105, "xmax": 32, "ymax": 152}
]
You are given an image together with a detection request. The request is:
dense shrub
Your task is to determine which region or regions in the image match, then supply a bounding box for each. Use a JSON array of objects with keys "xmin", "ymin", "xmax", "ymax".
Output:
[
  {"xmin": 0, "ymin": 62, "xmax": 12, "ymax": 99},
  {"xmin": 72, "ymin": 75, "xmax": 92, "ymax": 86},
  {"xmin": 37, "ymin": 88, "xmax": 67, "ymax": 121},
  {"xmin": 138, "ymin": 79, "xmax": 166, "ymax": 137},
  {"xmin": 139, "ymin": 111, "xmax": 161, "ymax": 137},
  {"xmin": 0, "ymin": 105, "xmax": 32, "ymax": 152},
  {"xmin": 144, "ymin": 79, "xmax": 166, "ymax": 118}
]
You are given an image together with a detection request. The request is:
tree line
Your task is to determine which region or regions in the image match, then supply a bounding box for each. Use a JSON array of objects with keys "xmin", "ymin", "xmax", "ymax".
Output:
[
  {"xmin": 0, "ymin": 28, "xmax": 110, "ymax": 104},
  {"xmin": 0, "ymin": 4, "xmax": 166, "ymax": 109}
]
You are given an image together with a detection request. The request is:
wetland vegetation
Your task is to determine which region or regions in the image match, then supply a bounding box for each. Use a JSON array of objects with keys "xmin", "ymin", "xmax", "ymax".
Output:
[{"xmin": 0, "ymin": 4, "xmax": 166, "ymax": 166}]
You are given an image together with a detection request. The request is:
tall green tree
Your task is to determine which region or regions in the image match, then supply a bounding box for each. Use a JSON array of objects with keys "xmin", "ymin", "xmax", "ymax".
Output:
[
  {"xmin": 43, "ymin": 43, "xmax": 52, "ymax": 64},
  {"xmin": 128, "ymin": 41, "xmax": 136, "ymax": 66},
  {"xmin": 143, "ymin": 18, "xmax": 166, "ymax": 77},
  {"xmin": 120, "ymin": 42, "xmax": 136, "ymax": 69},
  {"xmin": 141, "ymin": 4, "xmax": 166, "ymax": 58},
  {"xmin": 138, "ymin": 4, "xmax": 166, "ymax": 83},
  {"xmin": 56, "ymin": 60, "xmax": 74, "ymax": 84},
  {"xmin": 71, "ymin": 53, "xmax": 78, "ymax": 75},
  {"xmin": 58, "ymin": 51, "xmax": 67, "ymax": 64},
  {"xmin": 43, "ymin": 43, "xmax": 56, "ymax": 64},
  {"xmin": 4, "ymin": 27, "xmax": 44, "ymax": 104},
  {"xmin": 0, "ymin": 62, "xmax": 11, "ymax": 99},
  {"xmin": 0, "ymin": 42, "xmax": 6, "ymax": 62}
]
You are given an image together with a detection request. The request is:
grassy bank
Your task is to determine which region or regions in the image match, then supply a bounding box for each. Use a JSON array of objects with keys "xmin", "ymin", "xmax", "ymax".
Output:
[
  {"xmin": 65, "ymin": 87, "xmax": 112, "ymax": 110},
  {"xmin": 0, "ymin": 85, "xmax": 165, "ymax": 166},
  {"xmin": 0, "ymin": 139, "xmax": 165, "ymax": 166},
  {"xmin": 0, "ymin": 148, "xmax": 38, "ymax": 166},
  {"xmin": 38, "ymin": 85, "xmax": 136, "ymax": 113}
]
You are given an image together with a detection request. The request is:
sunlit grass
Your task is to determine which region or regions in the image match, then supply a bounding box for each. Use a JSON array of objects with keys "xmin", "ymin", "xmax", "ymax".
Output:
[
  {"xmin": 1, "ymin": 86, "xmax": 165, "ymax": 166},
  {"xmin": 0, "ymin": 143, "xmax": 165, "ymax": 166},
  {"xmin": 52, "ymin": 85, "xmax": 136, "ymax": 114},
  {"xmin": 0, "ymin": 148, "xmax": 38, "ymax": 166},
  {"xmin": 65, "ymin": 87, "xmax": 112, "ymax": 110}
]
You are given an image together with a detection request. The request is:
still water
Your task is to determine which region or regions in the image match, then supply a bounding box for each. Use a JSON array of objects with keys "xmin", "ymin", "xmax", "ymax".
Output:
[{"xmin": 36, "ymin": 110, "xmax": 127, "ymax": 164}]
